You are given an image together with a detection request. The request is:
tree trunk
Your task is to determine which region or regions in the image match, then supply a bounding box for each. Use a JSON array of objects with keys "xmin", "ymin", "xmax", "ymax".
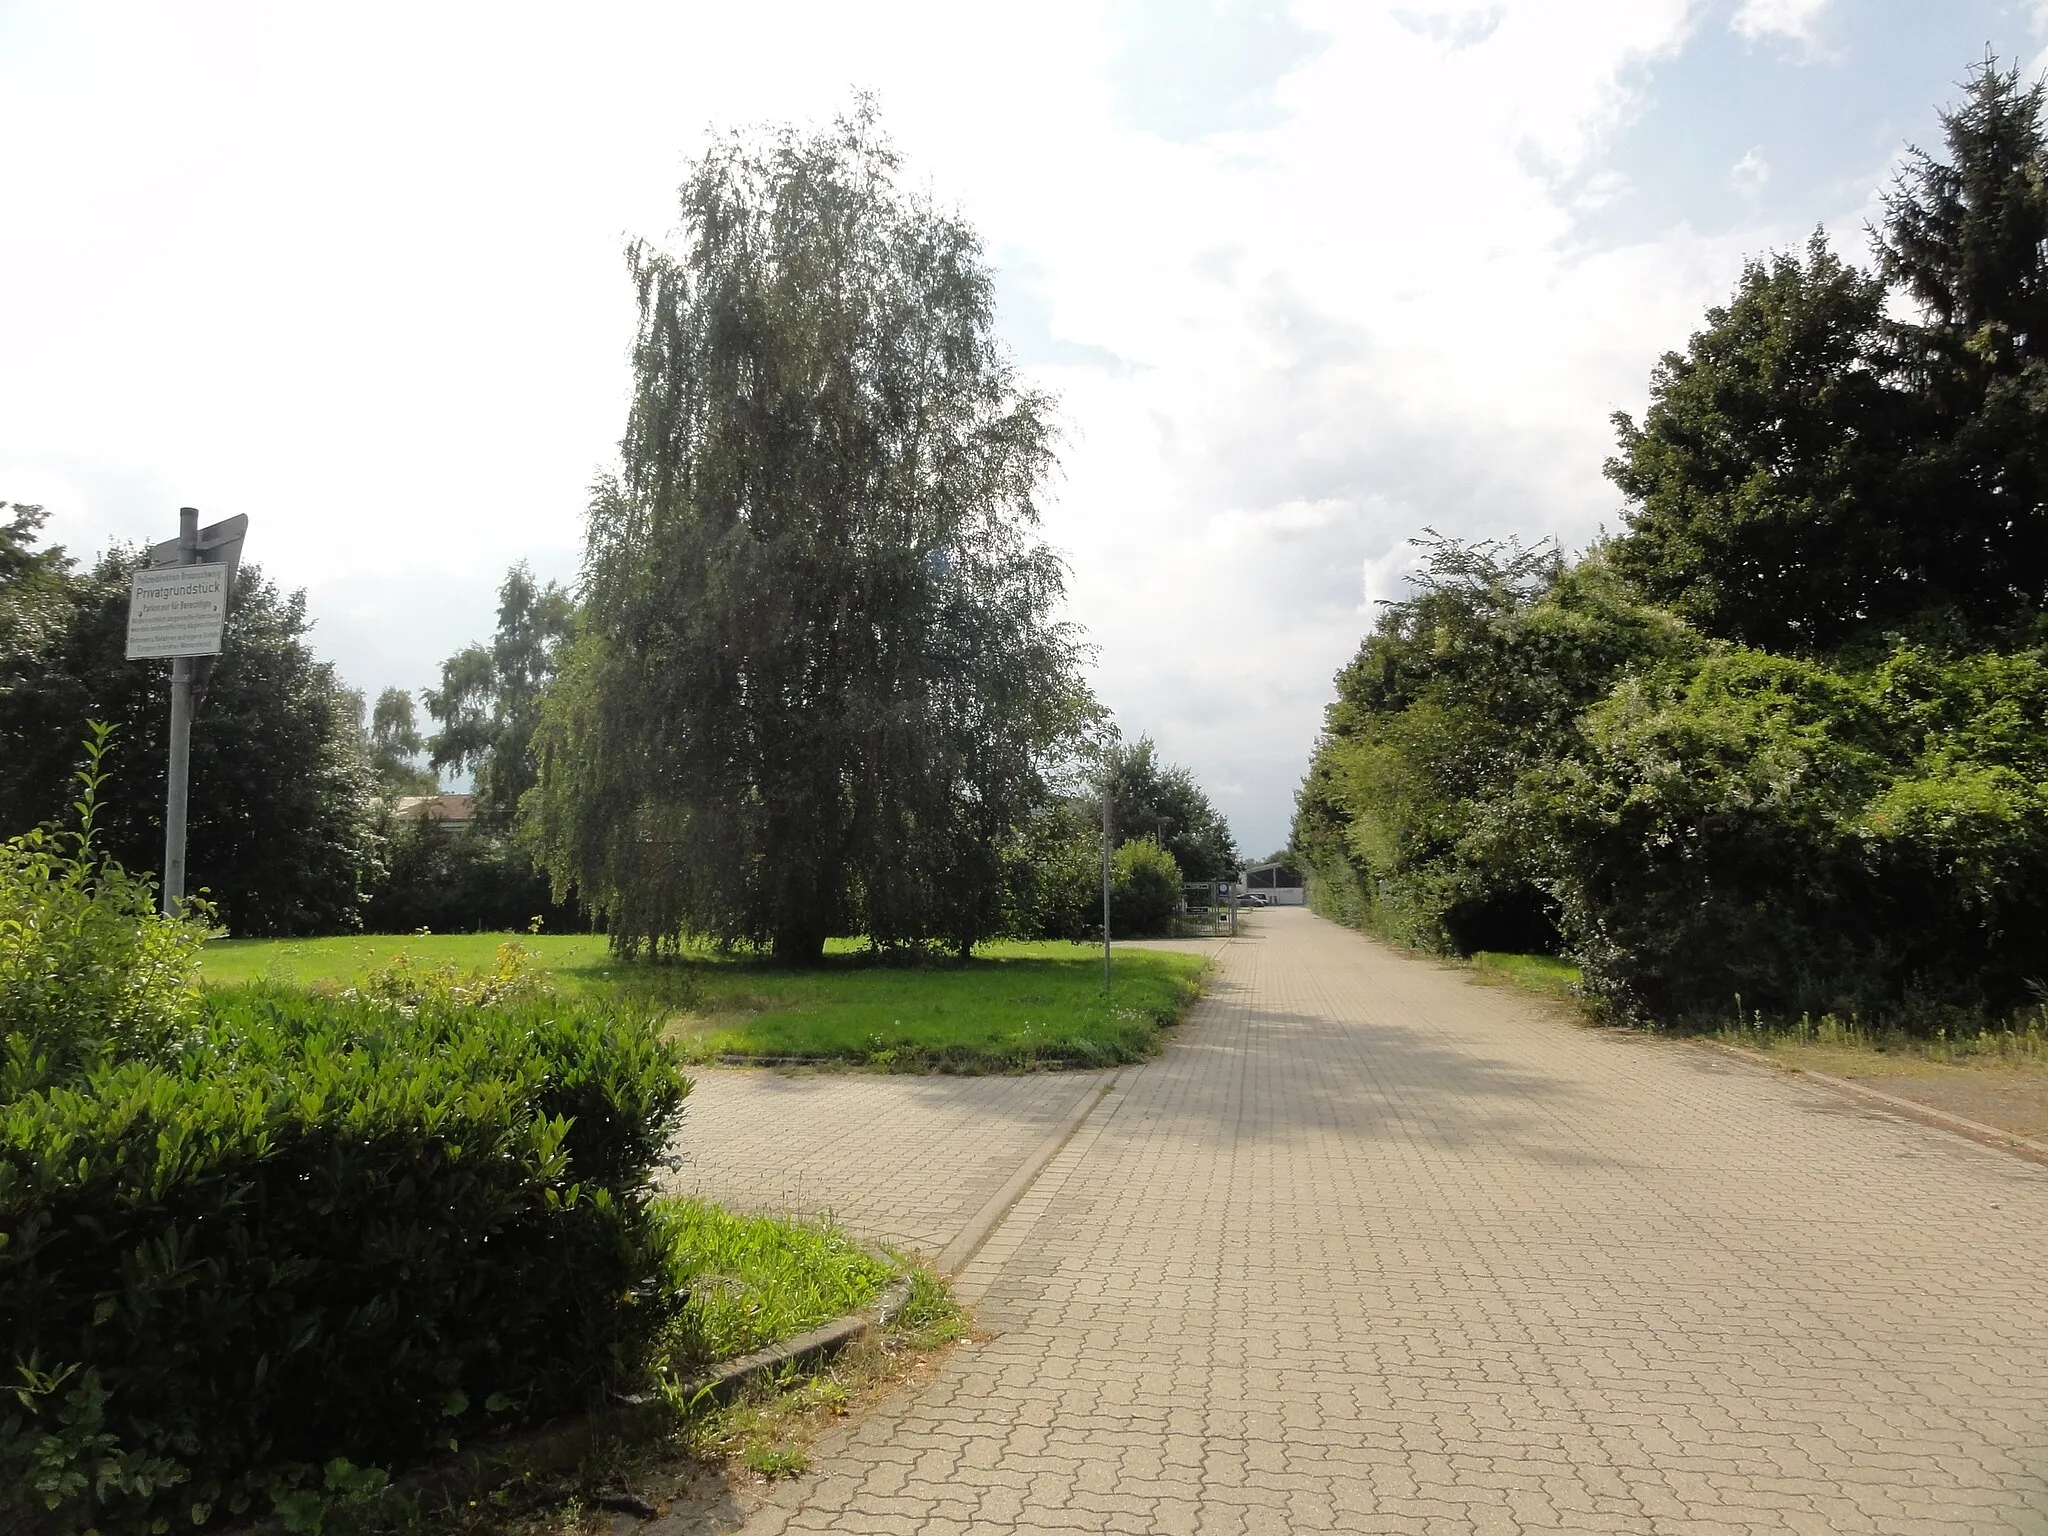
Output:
[{"xmin": 772, "ymin": 921, "xmax": 828, "ymax": 967}]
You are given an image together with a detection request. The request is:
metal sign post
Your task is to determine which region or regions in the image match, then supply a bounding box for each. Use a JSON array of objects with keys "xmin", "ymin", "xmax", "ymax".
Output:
[
  {"xmin": 1101, "ymin": 787, "xmax": 1112, "ymax": 996},
  {"xmin": 127, "ymin": 508, "xmax": 247, "ymax": 915}
]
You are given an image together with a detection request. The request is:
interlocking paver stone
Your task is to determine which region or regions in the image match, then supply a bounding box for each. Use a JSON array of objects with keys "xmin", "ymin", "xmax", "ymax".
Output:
[
  {"xmin": 666, "ymin": 1064, "xmax": 1106, "ymax": 1254},
  {"xmin": 682, "ymin": 909, "xmax": 2048, "ymax": 1533}
]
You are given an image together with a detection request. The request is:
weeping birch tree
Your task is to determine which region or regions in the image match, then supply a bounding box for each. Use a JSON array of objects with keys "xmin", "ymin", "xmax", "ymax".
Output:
[{"xmin": 527, "ymin": 106, "xmax": 1094, "ymax": 963}]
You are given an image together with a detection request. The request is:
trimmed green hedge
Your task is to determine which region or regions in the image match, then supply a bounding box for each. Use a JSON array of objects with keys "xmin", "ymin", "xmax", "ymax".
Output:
[{"xmin": 1, "ymin": 988, "xmax": 689, "ymax": 1535}]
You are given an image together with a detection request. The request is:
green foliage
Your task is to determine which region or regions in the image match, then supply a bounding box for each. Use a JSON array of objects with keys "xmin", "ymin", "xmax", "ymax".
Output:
[
  {"xmin": 652, "ymin": 1199, "xmax": 891, "ymax": 1370},
  {"xmin": 1, "ymin": 724, "xmax": 212, "ymax": 1094},
  {"xmin": 363, "ymin": 689, "xmax": 437, "ymax": 798},
  {"xmin": 1293, "ymin": 534, "xmax": 1695, "ymax": 953},
  {"xmin": 1099, "ymin": 737, "xmax": 1237, "ymax": 879},
  {"xmin": 424, "ymin": 563, "xmax": 575, "ymax": 828},
  {"xmin": 0, "ymin": 535, "xmax": 381, "ymax": 936},
  {"xmin": 0, "ymin": 987, "xmax": 690, "ymax": 1536},
  {"xmin": 1525, "ymin": 645, "xmax": 2048, "ymax": 1024},
  {"xmin": 1612, "ymin": 58, "xmax": 2048, "ymax": 647},
  {"xmin": 527, "ymin": 104, "xmax": 1095, "ymax": 964},
  {"xmin": 1111, "ymin": 836, "xmax": 1181, "ymax": 937},
  {"xmin": 361, "ymin": 811, "xmax": 578, "ymax": 936},
  {"xmin": 1300, "ymin": 545, "xmax": 2048, "ymax": 1032}
]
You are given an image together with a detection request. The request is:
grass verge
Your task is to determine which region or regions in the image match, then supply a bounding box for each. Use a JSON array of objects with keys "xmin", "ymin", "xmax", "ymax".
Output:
[
  {"xmin": 654, "ymin": 1198, "xmax": 892, "ymax": 1369},
  {"xmin": 199, "ymin": 934, "xmax": 1208, "ymax": 1072},
  {"xmin": 1712, "ymin": 1012, "xmax": 2048, "ymax": 1143},
  {"xmin": 353, "ymin": 1257, "xmax": 969, "ymax": 1536},
  {"xmin": 1468, "ymin": 951, "xmax": 1583, "ymax": 998},
  {"xmin": 283, "ymin": 1204, "xmax": 969, "ymax": 1536},
  {"xmin": 1716, "ymin": 1009, "xmax": 2048, "ymax": 1067}
]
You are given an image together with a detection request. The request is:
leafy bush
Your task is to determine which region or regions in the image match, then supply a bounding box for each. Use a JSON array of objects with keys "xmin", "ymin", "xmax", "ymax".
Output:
[
  {"xmin": 1112, "ymin": 837, "xmax": 1181, "ymax": 937},
  {"xmin": 0, "ymin": 987, "xmax": 690, "ymax": 1536},
  {"xmin": 1292, "ymin": 538, "xmax": 1695, "ymax": 953},
  {"xmin": 327, "ymin": 938, "xmax": 554, "ymax": 1011},
  {"xmin": 0, "ymin": 724, "xmax": 210, "ymax": 1094},
  {"xmin": 0, "ymin": 765, "xmax": 685, "ymax": 1534},
  {"xmin": 1297, "ymin": 535, "xmax": 2048, "ymax": 1033},
  {"xmin": 1529, "ymin": 644, "xmax": 2048, "ymax": 1025},
  {"xmin": 362, "ymin": 812, "xmax": 579, "ymax": 936}
]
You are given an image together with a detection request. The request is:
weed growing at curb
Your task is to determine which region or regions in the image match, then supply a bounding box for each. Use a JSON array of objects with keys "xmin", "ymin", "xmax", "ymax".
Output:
[{"xmin": 1715, "ymin": 1007, "xmax": 2048, "ymax": 1069}]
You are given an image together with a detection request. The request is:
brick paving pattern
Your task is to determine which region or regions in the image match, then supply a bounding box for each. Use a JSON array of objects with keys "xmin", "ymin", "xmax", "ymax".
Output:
[
  {"xmin": 705, "ymin": 909, "xmax": 2048, "ymax": 1533},
  {"xmin": 666, "ymin": 1067, "xmax": 1106, "ymax": 1255}
]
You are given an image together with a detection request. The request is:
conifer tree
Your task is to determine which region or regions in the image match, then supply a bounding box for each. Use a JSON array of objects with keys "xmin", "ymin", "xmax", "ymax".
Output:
[{"xmin": 1877, "ymin": 53, "xmax": 2048, "ymax": 621}]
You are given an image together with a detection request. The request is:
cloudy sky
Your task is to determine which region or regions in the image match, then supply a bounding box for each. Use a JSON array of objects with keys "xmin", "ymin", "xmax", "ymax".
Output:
[{"xmin": 4, "ymin": 0, "xmax": 2044, "ymax": 857}]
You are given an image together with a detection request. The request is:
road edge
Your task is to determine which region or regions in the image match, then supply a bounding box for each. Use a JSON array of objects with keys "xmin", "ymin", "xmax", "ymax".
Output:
[
  {"xmin": 1701, "ymin": 1038, "xmax": 2048, "ymax": 1167},
  {"xmin": 933, "ymin": 1069, "xmax": 1120, "ymax": 1276}
]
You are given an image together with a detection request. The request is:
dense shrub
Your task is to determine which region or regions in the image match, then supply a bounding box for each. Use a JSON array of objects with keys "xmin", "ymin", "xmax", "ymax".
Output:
[
  {"xmin": 362, "ymin": 812, "xmax": 580, "ymax": 935},
  {"xmin": 1112, "ymin": 837, "xmax": 1181, "ymax": 937},
  {"xmin": 0, "ymin": 738, "xmax": 690, "ymax": 1534},
  {"xmin": 0, "ymin": 988, "xmax": 690, "ymax": 1535},
  {"xmin": 1296, "ymin": 529, "xmax": 2048, "ymax": 1031},
  {"xmin": 1292, "ymin": 539, "xmax": 1695, "ymax": 953},
  {"xmin": 1529, "ymin": 646, "xmax": 2048, "ymax": 1025}
]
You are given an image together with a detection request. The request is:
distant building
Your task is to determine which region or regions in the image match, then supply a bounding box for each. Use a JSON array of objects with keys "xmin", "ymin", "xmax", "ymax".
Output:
[
  {"xmin": 392, "ymin": 793, "xmax": 475, "ymax": 829},
  {"xmin": 1241, "ymin": 861, "xmax": 1305, "ymax": 905}
]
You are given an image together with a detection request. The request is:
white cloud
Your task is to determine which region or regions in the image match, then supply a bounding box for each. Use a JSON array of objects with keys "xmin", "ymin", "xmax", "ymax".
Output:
[
  {"xmin": 1730, "ymin": 0, "xmax": 1832, "ymax": 46},
  {"xmin": 0, "ymin": 0, "xmax": 1833, "ymax": 856},
  {"xmin": 1729, "ymin": 146, "xmax": 1771, "ymax": 199}
]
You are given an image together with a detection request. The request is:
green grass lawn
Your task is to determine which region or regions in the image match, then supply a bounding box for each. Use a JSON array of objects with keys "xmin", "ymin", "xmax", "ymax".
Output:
[
  {"xmin": 1469, "ymin": 951, "xmax": 1583, "ymax": 997},
  {"xmin": 199, "ymin": 932, "xmax": 1207, "ymax": 1071},
  {"xmin": 653, "ymin": 1197, "xmax": 895, "ymax": 1370}
]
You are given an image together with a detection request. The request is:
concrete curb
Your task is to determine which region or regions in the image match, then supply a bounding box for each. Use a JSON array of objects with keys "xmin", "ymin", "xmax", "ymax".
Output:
[
  {"xmin": 710, "ymin": 1054, "xmax": 1112, "ymax": 1072},
  {"xmin": 1701, "ymin": 1038, "xmax": 2048, "ymax": 1166},
  {"xmin": 935, "ymin": 1069, "xmax": 1119, "ymax": 1277},
  {"xmin": 670, "ymin": 1271, "xmax": 914, "ymax": 1406}
]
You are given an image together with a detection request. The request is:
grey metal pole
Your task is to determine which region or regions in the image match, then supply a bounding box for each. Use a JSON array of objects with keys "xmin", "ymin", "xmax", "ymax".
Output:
[
  {"xmin": 162, "ymin": 507, "xmax": 198, "ymax": 916},
  {"xmin": 1100, "ymin": 786, "xmax": 1112, "ymax": 996}
]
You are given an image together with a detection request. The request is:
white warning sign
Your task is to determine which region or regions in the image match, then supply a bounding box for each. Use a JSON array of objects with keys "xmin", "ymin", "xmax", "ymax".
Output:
[{"xmin": 127, "ymin": 565, "xmax": 230, "ymax": 659}]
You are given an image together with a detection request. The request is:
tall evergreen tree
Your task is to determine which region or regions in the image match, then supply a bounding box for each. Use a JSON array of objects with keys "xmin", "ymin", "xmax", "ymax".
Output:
[
  {"xmin": 527, "ymin": 106, "xmax": 1092, "ymax": 962},
  {"xmin": 1877, "ymin": 53, "xmax": 2048, "ymax": 622}
]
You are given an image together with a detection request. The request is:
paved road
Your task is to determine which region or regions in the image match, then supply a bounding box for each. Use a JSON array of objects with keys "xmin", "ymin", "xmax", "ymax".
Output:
[
  {"xmin": 666, "ymin": 1067, "xmax": 1110, "ymax": 1257},
  {"xmin": 682, "ymin": 908, "xmax": 2048, "ymax": 1534}
]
